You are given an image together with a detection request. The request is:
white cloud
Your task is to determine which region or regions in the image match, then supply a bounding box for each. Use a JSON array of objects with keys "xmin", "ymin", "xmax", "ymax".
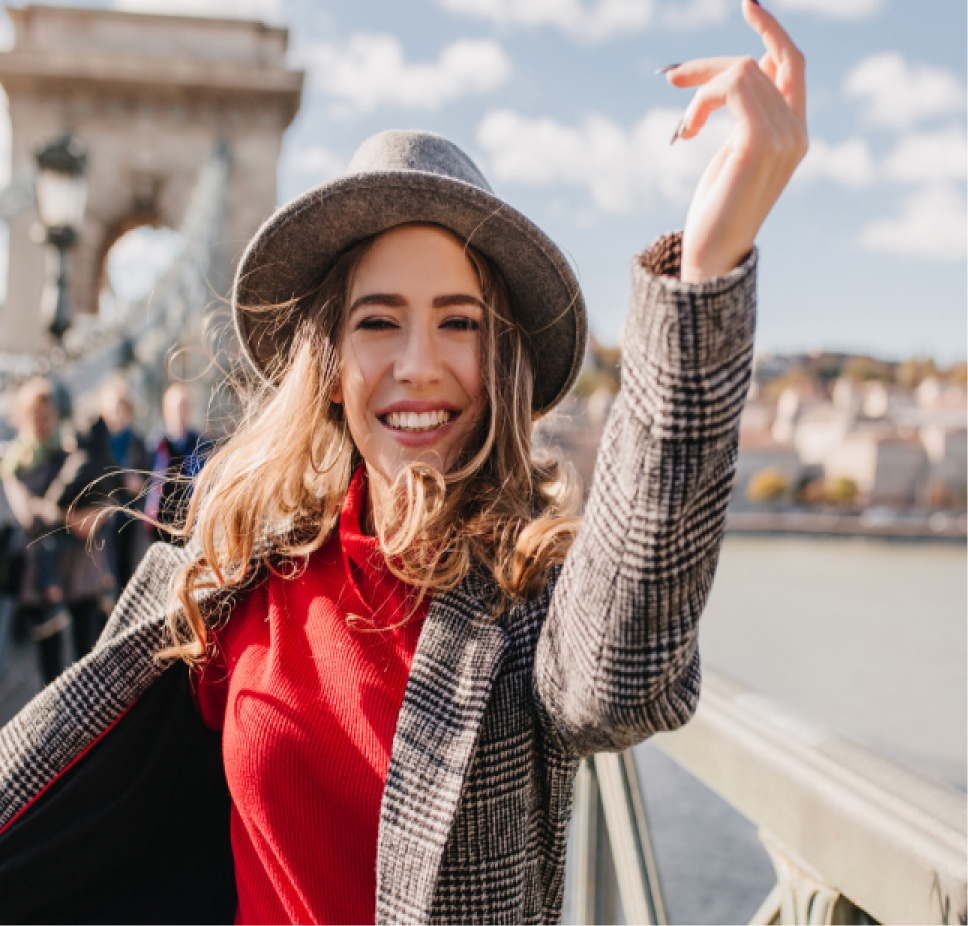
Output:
[
  {"xmin": 881, "ymin": 126, "xmax": 968, "ymax": 185},
  {"xmin": 114, "ymin": 0, "xmax": 284, "ymax": 21},
  {"xmin": 436, "ymin": 0, "xmax": 654, "ymax": 42},
  {"xmin": 304, "ymin": 35, "xmax": 511, "ymax": 114},
  {"xmin": 771, "ymin": 0, "xmax": 883, "ymax": 18},
  {"xmin": 796, "ymin": 136, "xmax": 875, "ymax": 188},
  {"xmin": 794, "ymin": 127, "xmax": 967, "ymax": 190},
  {"xmin": 477, "ymin": 107, "xmax": 730, "ymax": 214},
  {"xmin": 860, "ymin": 185, "xmax": 967, "ymax": 263},
  {"xmin": 289, "ymin": 145, "xmax": 344, "ymax": 181},
  {"xmin": 845, "ymin": 53, "xmax": 966, "ymax": 131}
]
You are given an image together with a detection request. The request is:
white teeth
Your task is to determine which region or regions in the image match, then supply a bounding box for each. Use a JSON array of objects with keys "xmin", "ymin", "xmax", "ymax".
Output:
[{"xmin": 384, "ymin": 409, "xmax": 454, "ymax": 432}]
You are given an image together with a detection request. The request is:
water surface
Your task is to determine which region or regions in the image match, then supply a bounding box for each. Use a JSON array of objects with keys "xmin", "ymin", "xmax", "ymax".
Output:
[{"xmin": 699, "ymin": 537, "xmax": 967, "ymax": 789}]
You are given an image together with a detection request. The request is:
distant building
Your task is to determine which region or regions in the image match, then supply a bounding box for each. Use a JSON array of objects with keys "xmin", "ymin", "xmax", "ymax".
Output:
[
  {"xmin": 915, "ymin": 377, "xmax": 966, "ymax": 411},
  {"xmin": 825, "ymin": 429, "xmax": 929, "ymax": 507},
  {"xmin": 920, "ymin": 426, "xmax": 967, "ymax": 507},
  {"xmin": 791, "ymin": 403, "xmax": 854, "ymax": 466},
  {"xmin": 538, "ymin": 397, "xmax": 602, "ymax": 495}
]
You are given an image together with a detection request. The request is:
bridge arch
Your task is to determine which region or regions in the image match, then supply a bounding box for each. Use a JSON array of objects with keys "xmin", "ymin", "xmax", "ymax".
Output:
[{"xmin": 0, "ymin": 4, "xmax": 303, "ymax": 352}]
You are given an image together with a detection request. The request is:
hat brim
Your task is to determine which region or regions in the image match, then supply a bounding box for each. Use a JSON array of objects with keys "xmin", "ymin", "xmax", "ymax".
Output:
[{"xmin": 233, "ymin": 171, "xmax": 586, "ymax": 416}]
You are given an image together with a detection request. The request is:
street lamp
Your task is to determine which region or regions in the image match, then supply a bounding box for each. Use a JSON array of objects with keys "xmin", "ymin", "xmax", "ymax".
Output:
[{"xmin": 34, "ymin": 132, "xmax": 88, "ymax": 342}]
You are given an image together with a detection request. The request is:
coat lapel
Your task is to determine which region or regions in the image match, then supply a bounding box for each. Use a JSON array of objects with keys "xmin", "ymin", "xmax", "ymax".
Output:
[{"xmin": 376, "ymin": 573, "xmax": 510, "ymax": 925}]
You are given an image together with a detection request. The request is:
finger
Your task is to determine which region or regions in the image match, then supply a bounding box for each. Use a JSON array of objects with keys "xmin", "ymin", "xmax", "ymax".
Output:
[
  {"xmin": 759, "ymin": 51, "xmax": 777, "ymax": 83},
  {"xmin": 677, "ymin": 60, "xmax": 768, "ymax": 141},
  {"xmin": 743, "ymin": 0, "xmax": 806, "ymax": 120},
  {"xmin": 665, "ymin": 57, "xmax": 746, "ymax": 88}
]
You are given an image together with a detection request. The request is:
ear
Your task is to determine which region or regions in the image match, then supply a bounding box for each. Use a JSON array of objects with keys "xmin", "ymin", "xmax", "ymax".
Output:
[{"xmin": 330, "ymin": 383, "xmax": 343, "ymax": 405}]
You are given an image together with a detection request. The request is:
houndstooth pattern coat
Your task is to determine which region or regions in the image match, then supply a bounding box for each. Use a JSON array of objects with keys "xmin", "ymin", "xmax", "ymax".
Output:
[{"xmin": 0, "ymin": 233, "xmax": 756, "ymax": 924}]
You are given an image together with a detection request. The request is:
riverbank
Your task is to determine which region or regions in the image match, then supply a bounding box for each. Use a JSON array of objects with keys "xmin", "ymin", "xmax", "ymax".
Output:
[{"xmin": 726, "ymin": 508, "xmax": 967, "ymax": 541}]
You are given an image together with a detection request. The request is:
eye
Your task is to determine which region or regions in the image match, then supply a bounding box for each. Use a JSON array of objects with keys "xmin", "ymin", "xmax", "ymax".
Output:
[
  {"xmin": 355, "ymin": 316, "xmax": 398, "ymax": 332},
  {"xmin": 441, "ymin": 316, "xmax": 480, "ymax": 332}
]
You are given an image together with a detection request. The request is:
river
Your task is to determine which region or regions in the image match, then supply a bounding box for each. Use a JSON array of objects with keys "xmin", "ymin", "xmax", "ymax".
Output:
[{"xmin": 698, "ymin": 535, "xmax": 967, "ymax": 791}]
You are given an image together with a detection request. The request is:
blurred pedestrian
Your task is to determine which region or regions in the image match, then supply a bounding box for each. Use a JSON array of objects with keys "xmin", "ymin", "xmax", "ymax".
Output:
[
  {"xmin": 97, "ymin": 379, "xmax": 151, "ymax": 588},
  {"xmin": 145, "ymin": 384, "xmax": 208, "ymax": 543},
  {"xmin": 1, "ymin": 378, "xmax": 113, "ymax": 682}
]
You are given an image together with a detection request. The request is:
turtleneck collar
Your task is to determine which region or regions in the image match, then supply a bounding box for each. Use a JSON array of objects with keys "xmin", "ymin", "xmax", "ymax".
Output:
[{"xmin": 339, "ymin": 466, "xmax": 423, "ymax": 627}]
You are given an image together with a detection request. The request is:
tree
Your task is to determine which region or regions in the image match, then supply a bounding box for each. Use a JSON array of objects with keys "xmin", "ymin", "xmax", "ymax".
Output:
[
  {"xmin": 825, "ymin": 477, "xmax": 859, "ymax": 506},
  {"xmin": 747, "ymin": 467, "xmax": 789, "ymax": 504}
]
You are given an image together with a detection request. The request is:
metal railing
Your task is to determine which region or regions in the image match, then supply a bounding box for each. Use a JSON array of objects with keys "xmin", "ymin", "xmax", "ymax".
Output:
[
  {"xmin": 0, "ymin": 142, "xmax": 231, "ymax": 400},
  {"xmin": 569, "ymin": 668, "xmax": 967, "ymax": 925}
]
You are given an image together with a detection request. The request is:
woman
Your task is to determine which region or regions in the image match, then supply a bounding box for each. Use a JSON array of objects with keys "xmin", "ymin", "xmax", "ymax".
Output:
[
  {"xmin": 97, "ymin": 379, "xmax": 152, "ymax": 588},
  {"xmin": 0, "ymin": 4, "xmax": 806, "ymax": 923},
  {"xmin": 1, "ymin": 379, "xmax": 113, "ymax": 682}
]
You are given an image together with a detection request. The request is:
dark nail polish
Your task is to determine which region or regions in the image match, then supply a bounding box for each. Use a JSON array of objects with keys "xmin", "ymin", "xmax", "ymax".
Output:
[
  {"xmin": 670, "ymin": 118, "xmax": 685, "ymax": 145},
  {"xmin": 656, "ymin": 63, "xmax": 682, "ymax": 75},
  {"xmin": 749, "ymin": 0, "xmax": 761, "ymax": 6}
]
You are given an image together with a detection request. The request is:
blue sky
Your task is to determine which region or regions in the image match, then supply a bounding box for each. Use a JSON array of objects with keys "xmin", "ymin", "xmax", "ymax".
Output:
[{"xmin": 5, "ymin": 0, "xmax": 966, "ymax": 361}]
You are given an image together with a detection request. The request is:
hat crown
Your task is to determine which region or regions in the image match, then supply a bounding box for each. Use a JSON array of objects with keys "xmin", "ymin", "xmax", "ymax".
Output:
[{"xmin": 346, "ymin": 130, "xmax": 494, "ymax": 194}]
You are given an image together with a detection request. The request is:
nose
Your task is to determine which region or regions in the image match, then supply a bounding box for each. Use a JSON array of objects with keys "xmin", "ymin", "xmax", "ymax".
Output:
[{"xmin": 394, "ymin": 318, "xmax": 443, "ymax": 389}]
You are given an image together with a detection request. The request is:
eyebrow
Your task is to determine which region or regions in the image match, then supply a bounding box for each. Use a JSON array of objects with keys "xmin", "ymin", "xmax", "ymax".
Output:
[{"xmin": 348, "ymin": 292, "xmax": 486, "ymax": 314}]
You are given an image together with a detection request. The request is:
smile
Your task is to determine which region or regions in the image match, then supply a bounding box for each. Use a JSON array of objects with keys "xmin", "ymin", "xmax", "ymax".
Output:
[{"xmin": 380, "ymin": 409, "xmax": 458, "ymax": 432}]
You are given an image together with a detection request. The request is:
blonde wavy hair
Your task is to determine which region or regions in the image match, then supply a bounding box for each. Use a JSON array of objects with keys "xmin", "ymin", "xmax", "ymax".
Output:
[{"xmin": 161, "ymin": 224, "xmax": 582, "ymax": 666}]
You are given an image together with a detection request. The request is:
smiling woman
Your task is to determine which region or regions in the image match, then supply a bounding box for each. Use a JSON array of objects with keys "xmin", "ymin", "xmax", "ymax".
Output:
[{"xmin": 0, "ymin": 2, "xmax": 809, "ymax": 923}]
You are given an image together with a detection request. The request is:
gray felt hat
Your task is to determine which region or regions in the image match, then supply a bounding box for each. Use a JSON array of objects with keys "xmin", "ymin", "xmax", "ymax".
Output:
[{"xmin": 233, "ymin": 129, "xmax": 587, "ymax": 416}]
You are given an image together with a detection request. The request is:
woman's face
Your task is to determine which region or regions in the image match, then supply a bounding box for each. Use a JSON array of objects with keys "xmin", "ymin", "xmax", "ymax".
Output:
[
  {"xmin": 335, "ymin": 224, "xmax": 486, "ymax": 494},
  {"xmin": 25, "ymin": 397, "xmax": 58, "ymax": 443}
]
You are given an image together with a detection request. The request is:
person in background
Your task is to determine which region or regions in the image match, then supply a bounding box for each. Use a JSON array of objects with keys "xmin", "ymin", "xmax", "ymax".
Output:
[
  {"xmin": 145, "ymin": 384, "xmax": 209, "ymax": 543},
  {"xmin": 98, "ymin": 380, "xmax": 151, "ymax": 589},
  {"xmin": 1, "ymin": 378, "xmax": 113, "ymax": 682}
]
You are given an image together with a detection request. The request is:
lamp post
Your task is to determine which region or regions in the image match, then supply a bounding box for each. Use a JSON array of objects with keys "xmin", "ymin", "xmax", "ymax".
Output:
[{"xmin": 34, "ymin": 132, "xmax": 88, "ymax": 342}]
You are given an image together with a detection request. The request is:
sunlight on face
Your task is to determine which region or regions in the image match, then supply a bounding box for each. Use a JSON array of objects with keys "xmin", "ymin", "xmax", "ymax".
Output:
[{"xmin": 334, "ymin": 225, "xmax": 486, "ymax": 514}]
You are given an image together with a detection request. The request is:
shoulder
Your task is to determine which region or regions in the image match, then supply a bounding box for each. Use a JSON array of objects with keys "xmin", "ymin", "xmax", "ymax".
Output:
[{"xmin": 101, "ymin": 542, "xmax": 192, "ymax": 644}]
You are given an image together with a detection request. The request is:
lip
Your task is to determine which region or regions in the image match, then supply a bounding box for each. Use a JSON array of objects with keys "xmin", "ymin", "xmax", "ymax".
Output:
[{"xmin": 375, "ymin": 399, "xmax": 461, "ymax": 416}]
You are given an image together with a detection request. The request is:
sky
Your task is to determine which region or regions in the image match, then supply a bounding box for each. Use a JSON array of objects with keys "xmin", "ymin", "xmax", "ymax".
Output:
[{"xmin": 1, "ymin": 0, "xmax": 965, "ymax": 362}]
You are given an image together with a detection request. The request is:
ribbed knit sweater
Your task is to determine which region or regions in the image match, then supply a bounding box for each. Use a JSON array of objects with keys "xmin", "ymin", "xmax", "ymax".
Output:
[{"xmin": 195, "ymin": 468, "xmax": 429, "ymax": 925}]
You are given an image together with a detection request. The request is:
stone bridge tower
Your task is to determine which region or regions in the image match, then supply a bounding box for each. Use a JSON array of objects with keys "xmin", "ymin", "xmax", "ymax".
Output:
[{"xmin": 0, "ymin": 4, "xmax": 303, "ymax": 352}]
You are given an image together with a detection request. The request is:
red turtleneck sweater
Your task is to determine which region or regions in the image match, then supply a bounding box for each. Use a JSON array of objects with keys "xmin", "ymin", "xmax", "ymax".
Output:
[{"xmin": 195, "ymin": 468, "xmax": 429, "ymax": 925}]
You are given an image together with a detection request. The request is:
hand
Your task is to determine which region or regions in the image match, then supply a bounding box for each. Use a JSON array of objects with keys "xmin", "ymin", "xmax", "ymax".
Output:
[
  {"xmin": 28, "ymin": 496, "xmax": 62, "ymax": 527},
  {"xmin": 665, "ymin": 0, "xmax": 808, "ymax": 282}
]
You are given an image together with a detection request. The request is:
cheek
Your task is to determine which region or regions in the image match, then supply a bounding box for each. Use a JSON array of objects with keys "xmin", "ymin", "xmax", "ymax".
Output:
[
  {"xmin": 339, "ymin": 366, "xmax": 367, "ymax": 423},
  {"xmin": 454, "ymin": 341, "xmax": 485, "ymax": 408}
]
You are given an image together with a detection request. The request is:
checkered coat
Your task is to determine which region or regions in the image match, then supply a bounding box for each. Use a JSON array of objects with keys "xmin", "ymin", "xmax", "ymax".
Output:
[{"xmin": 0, "ymin": 233, "xmax": 756, "ymax": 924}]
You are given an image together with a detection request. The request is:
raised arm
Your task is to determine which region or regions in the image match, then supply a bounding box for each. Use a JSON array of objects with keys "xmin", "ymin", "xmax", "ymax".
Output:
[{"xmin": 534, "ymin": 1, "xmax": 806, "ymax": 757}]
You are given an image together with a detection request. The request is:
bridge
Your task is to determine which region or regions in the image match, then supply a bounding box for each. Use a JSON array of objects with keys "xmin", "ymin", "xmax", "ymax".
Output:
[
  {"xmin": 0, "ymin": 4, "xmax": 302, "ymax": 413},
  {"xmin": 0, "ymin": 7, "xmax": 963, "ymax": 925}
]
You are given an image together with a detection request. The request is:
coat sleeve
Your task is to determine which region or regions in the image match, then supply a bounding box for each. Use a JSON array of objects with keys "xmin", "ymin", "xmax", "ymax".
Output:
[{"xmin": 534, "ymin": 232, "xmax": 757, "ymax": 757}]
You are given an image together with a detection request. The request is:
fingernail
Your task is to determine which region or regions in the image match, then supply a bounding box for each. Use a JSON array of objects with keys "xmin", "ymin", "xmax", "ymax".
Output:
[
  {"xmin": 670, "ymin": 117, "xmax": 685, "ymax": 145},
  {"xmin": 656, "ymin": 63, "xmax": 681, "ymax": 75},
  {"xmin": 749, "ymin": 0, "xmax": 761, "ymax": 6}
]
